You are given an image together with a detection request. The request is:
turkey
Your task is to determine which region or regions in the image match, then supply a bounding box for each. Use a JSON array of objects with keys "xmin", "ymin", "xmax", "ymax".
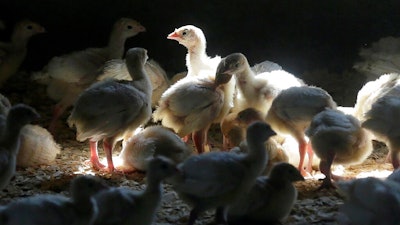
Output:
[
  {"xmin": 265, "ymin": 86, "xmax": 337, "ymax": 176},
  {"xmin": 0, "ymin": 20, "xmax": 45, "ymax": 86},
  {"xmin": 216, "ymin": 52, "xmax": 305, "ymax": 116},
  {"xmin": 32, "ymin": 18, "xmax": 145, "ymax": 134},
  {"xmin": 306, "ymin": 109, "xmax": 373, "ymax": 189},
  {"xmin": 67, "ymin": 48, "xmax": 152, "ymax": 172},
  {"xmin": 167, "ymin": 121, "xmax": 276, "ymax": 225}
]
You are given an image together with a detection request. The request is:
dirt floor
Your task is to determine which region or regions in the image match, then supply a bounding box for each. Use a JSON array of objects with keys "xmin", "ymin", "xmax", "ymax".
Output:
[{"xmin": 0, "ymin": 72, "xmax": 394, "ymax": 225}]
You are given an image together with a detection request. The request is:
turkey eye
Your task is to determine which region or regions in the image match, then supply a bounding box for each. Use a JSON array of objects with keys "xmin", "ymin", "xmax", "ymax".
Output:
[
  {"xmin": 127, "ymin": 25, "xmax": 133, "ymax": 29},
  {"xmin": 27, "ymin": 25, "xmax": 33, "ymax": 30},
  {"xmin": 182, "ymin": 30, "xmax": 188, "ymax": 36},
  {"xmin": 234, "ymin": 63, "xmax": 240, "ymax": 68}
]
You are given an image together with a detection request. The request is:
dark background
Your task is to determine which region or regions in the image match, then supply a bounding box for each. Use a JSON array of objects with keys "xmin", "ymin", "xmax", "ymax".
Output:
[{"xmin": 1, "ymin": 0, "xmax": 400, "ymax": 104}]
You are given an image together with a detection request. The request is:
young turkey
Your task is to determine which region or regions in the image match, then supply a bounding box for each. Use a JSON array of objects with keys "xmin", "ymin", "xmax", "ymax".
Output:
[
  {"xmin": 32, "ymin": 18, "xmax": 145, "ymax": 133},
  {"xmin": 67, "ymin": 47, "xmax": 152, "ymax": 172},
  {"xmin": 265, "ymin": 86, "xmax": 337, "ymax": 176},
  {"xmin": 0, "ymin": 20, "xmax": 45, "ymax": 86},
  {"xmin": 167, "ymin": 121, "xmax": 276, "ymax": 225}
]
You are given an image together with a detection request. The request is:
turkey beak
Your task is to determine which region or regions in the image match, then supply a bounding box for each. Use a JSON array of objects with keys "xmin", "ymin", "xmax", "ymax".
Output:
[
  {"xmin": 39, "ymin": 26, "xmax": 46, "ymax": 33},
  {"xmin": 138, "ymin": 25, "xmax": 146, "ymax": 32},
  {"xmin": 167, "ymin": 31, "xmax": 180, "ymax": 40}
]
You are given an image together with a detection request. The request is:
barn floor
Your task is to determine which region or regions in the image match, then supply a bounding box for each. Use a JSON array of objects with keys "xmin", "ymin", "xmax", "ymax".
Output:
[{"xmin": 0, "ymin": 71, "xmax": 394, "ymax": 225}]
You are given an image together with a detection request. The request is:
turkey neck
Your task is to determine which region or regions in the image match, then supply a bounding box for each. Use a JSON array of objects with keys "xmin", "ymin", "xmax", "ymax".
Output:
[
  {"xmin": 107, "ymin": 31, "xmax": 128, "ymax": 59},
  {"xmin": 11, "ymin": 32, "xmax": 30, "ymax": 51},
  {"xmin": 186, "ymin": 37, "xmax": 207, "ymax": 75},
  {"xmin": 235, "ymin": 62, "xmax": 256, "ymax": 96},
  {"xmin": 245, "ymin": 134, "xmax": 268, "ymax": 176},
  {"xmin": 126, "ymin": 61, "xmax": 152, "ymax": 97},
  {"xmin": 142, "ymin": 175, "xmax": 164, "ymax": 211},
  {"xmin": 144, "ymin": 178, "xmax": 163, "ymax": 196}
]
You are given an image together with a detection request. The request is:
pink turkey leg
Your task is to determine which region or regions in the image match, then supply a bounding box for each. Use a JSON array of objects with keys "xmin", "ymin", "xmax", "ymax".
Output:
[
  {"xmin": 103, "ymin": 139, "xmax": 115, "ymax": 172},
  {"xmin": 318, "ymin": 150, "xmax": 336, "ymax": 190},
  {"xmin": 182, "ymin": 134, "xmax": 190, "ymax": 143},
  {"xmin": 192, "ymin": 130, "xmax": 206, "ymax": 154},
  {"xmin": 89, "ymin": 141, "xmax": 106, "ymax": 170},
  {"xmin": 298, "ymin": 141, "xmax": 308, "ymax": 176},
  {"xmin": 306, "ymin": 142, "xmax": 314, "ymax": 172}
]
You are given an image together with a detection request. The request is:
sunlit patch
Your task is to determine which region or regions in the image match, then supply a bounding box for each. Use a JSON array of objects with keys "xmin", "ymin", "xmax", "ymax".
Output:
[
  {"xmin": 112, "ymin": 156, "xmax": 124, "ymax": 167},
  {"xmin": 73, "ymin": 152, "xmax": 124, "ymax": 175},
  {"xmin": 73, "ymin": 126, "xmax": 145, "ymax": 175},
  {"xmin": 73, "ymin": 165, "xmax": 96, "ymax": 175},
  {"xmin": 336, "ymin": 165, "xmax": 393, "ymax": 179},
  {"xmin": 311, "ymin": 172, "xmax": 325, "ymax": 180},
  {"xmin": 332, "ymin": 165, "xmax": 345, "ymax": 176},
  {"xmin": 99, "ymin": 156, "xmax": 124, "ymax": 167},
  {"xmin": 133, "ymin": 126, "xmax": 144, "ymax": 135},
  {"xmin": 355, "ymin": 169, "xmax": 392, "ymax": 179},
  {"xmin": 309, "ymin": 165, "xmax": 393, "ymax": 181}
]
